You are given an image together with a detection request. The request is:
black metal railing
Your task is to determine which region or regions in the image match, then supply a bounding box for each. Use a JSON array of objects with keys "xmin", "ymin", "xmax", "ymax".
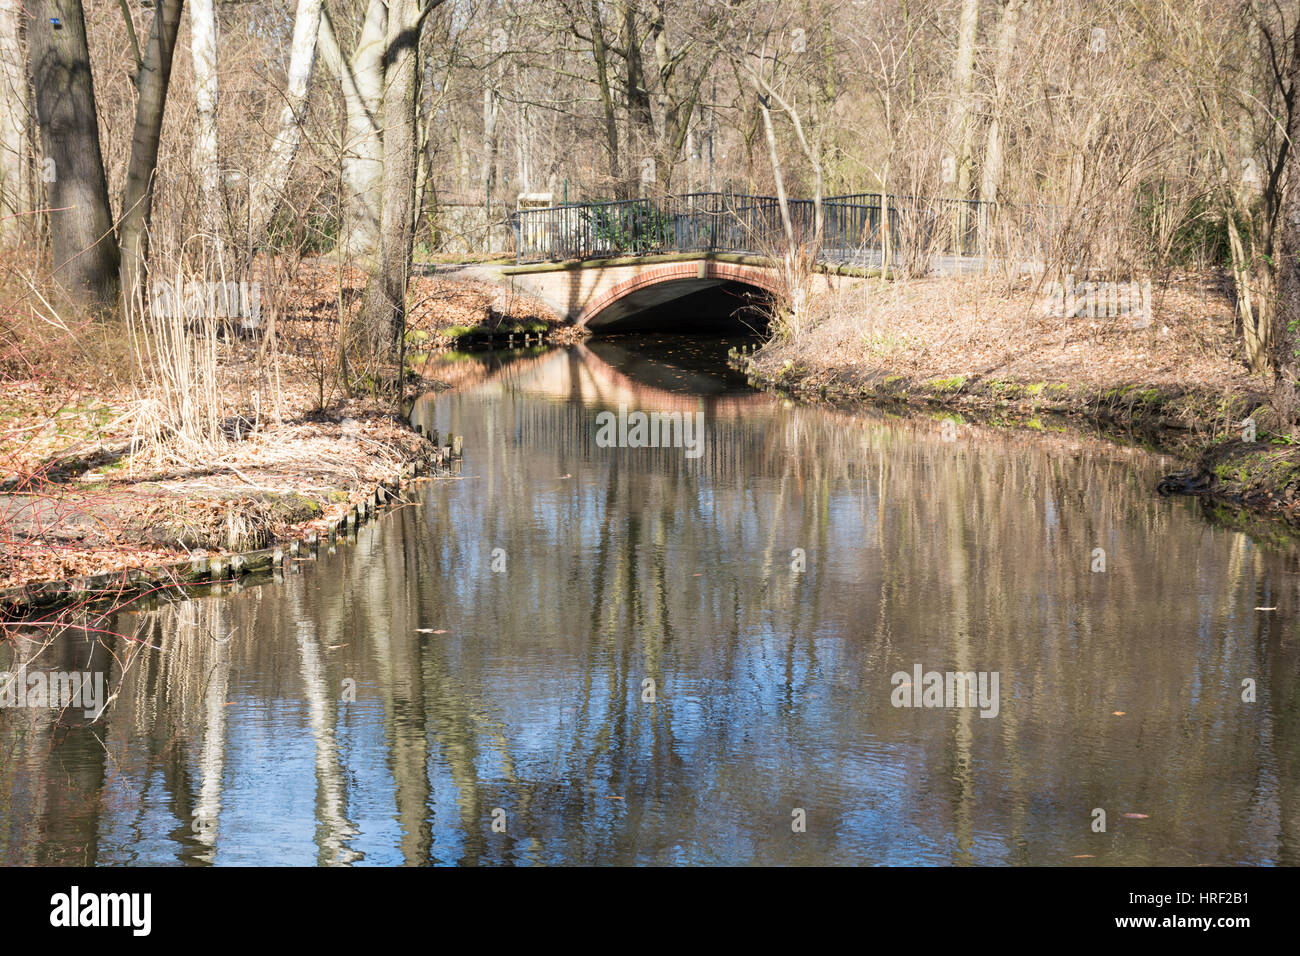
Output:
[{"xmin": 510, "ymin": 190, "xmax": 1057, "ymax": 267}]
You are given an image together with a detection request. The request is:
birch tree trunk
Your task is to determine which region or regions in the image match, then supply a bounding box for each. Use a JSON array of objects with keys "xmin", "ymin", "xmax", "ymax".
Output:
[
  {"xmin": 944, "ymin": 0, "xmax": 979, "ymax": 199},
  {"xmin": 245, "ymin": 0, "xmax": 324, "ymax": 245},
  {"xmin": 190, "ymin": 0, "xmax": 221, "ymax": 249},
  {"xmin": 118, "ymin": 0, "xmax": 185, "ymax": 309},
  {"xmin": 319, "ymin": 1, "xmax": 386, "ymax": 261},
  {"xmin": 0, "ymin": 0, "xmax": 31, "ymax": 244},
  {"xmin": 26, "ymin": 0, "xmax": 119, "ymax": 308}
]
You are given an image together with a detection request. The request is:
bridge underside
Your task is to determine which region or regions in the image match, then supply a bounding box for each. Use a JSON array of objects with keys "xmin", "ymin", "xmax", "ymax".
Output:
[{"xmin": 585, "ymin": 279, "xmax": 772, "ymax": 332}]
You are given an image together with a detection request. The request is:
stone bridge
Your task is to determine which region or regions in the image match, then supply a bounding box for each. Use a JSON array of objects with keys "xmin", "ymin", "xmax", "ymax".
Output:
[
  {"xmin": 434, "ymin": 191, "xmax": 1048, "ymax": 330},
  {"xmin": 495, "ymin": 253, "xmax": 859, "ymax": 330}
]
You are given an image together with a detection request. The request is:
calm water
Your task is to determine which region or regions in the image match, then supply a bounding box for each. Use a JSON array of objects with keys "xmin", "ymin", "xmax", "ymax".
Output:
[{"xmin": 3, "ymin": 336, "xmax": 1299, "ymax": 865}]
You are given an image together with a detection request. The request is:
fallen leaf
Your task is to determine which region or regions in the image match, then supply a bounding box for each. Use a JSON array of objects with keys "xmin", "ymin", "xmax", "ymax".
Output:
[
  {"xmin": 1073, "ymin": 854, "xmax": 1095, "ymax": 858},
  {"xmin": 1112, "ymin": 711, "xmax": 1126, "ymax": 716},
  {"xmin": 1122, "ymin": 813, "xmax": 1149, "ymax": 819}
]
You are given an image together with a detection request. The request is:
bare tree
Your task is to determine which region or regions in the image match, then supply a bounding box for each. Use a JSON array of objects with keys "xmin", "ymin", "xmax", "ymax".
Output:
[
  {"xmin": 246, "ymin": 0, "xmax": 326, "ymax": 244},
  {"xmin": 119, "ymin": 0, "xmax": 186, "ymax": 307},
  {"xmin": 190, "ymin": 0, "xmax": 222, "ymax": 249},
  {"xmin": 26, "ymin": 0, "xmax": 119, "ymax": 308},
  {"xmin": 356, "ymin": 0, "xmax": 447, "ymax": 362}
]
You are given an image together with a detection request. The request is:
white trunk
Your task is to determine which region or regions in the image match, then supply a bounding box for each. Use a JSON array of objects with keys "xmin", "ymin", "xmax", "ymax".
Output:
[
  {"xmin": 319, "ymin": 0, "xmax": 385, "ymax": 260},
  {"xmin": 247, "ymin": 0, "xmax": 325, "ymax": 242},
  {"xmin": 0, "ymin": 0, "xmax": 31, "ymax": 244},
  {"xmin": 944, "ymin": 0, "xmax": 979, "ymax": 198},
  {"xmin": 978, "ymin": 0, "xmax": 1023, "ymax": 206},
  {"xmin": 190, "ymin": 0, "xmax": 221, "ymax": 246}
]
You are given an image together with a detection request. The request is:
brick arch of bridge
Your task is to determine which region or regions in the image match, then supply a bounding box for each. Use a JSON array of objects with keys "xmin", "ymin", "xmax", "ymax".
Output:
[{"xmin": 574, "ymin": 260, "xmax": 782, "ymax": 328}]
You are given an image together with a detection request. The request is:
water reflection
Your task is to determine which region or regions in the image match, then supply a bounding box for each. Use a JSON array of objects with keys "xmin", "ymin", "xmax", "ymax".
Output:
[{"xmin": 3, "ymin": 337, "xmax": 1299, "ymax": 865}]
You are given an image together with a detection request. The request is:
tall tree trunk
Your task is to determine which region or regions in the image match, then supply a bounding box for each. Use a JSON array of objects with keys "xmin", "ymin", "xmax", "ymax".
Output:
[
  {"xmin": 621, "ymin": 0, "xmax": 654, "ymax": 194},
  {"xmin": 246, "ymin": 0, "xmax": 324, "ymax": 245},
  {"xmin": 978, "ymin": 0, "xmax": 1023, "ymax": 207},
  {"xmin": 119, "ymin": 0, "xmax": 185, "ymax": 309},
  {"xmin": 26, "ymin": 0, "xmax": 119, "ymax": 309},
  {"xmin": 190, "ymin": 0, "xmax": 221, "ymax": 250},
  {"xmin": 584, "ymin": 1, "xmax": 622, "ymax": 197},
  {"xmin": 0, "ymin": 0, "xmax": 32, "ymax": 244},
  {"xmin": 319, "ymin": 0, "xmax": 386, "ymax": 261},
  {"xmin": 357, "ymin": 0, "xmax": 436, "ymax": 360},
  {"xmin": 1272, "ymin": 12, "xmax": 1300, "ymax": 422},
  {"xmin": 482, "ymin": 83, "xmax": 501, "ymax": 195},
  {"xmin": 944, "ymin": 0, "xmax": 979, "ymax": 199}
]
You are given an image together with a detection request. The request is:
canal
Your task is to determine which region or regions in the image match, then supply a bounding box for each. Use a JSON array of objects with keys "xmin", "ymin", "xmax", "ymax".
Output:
[{"xmin": 2, "ymin": 335, "xmax": 1298, "ymax": 865}]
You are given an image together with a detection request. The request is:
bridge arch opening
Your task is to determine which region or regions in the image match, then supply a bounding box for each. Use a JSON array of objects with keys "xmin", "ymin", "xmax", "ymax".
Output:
[
  {"xmin": 583, "ymin": 278, "xmax": 774, "ymax": 333},
  {"xmin": 571, "ymin": 261, "xmax": 781, "ymax": 335}
]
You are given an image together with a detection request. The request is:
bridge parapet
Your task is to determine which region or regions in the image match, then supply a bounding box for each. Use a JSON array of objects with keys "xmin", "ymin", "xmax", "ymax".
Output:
[{"xmin": 510, "ymin": 191, "xmax": 1055, "ymax": 268}]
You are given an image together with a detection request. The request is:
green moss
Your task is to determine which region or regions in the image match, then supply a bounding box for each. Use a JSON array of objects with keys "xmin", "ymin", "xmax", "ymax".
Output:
[
  {"xmin": 926, "ymin": 375, "xmax": 966, "ymax": 392},
  {"xmin": 1211, "ymin": 449, "xmax": 1300, "ymax": 494},
  {"xmin": 1025, "ymin": 382, "xmax": 1045, "ymax": 397}
]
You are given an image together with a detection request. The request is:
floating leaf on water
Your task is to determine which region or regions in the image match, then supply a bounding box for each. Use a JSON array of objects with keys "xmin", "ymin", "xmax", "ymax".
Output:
[
  {"xmin": 1121, "ymin": 812, "xmax": 1149, "ymax": 819},
  {"xmin": 1112, "ymin": 711, "xmax": 1126, "ymax": 716}
]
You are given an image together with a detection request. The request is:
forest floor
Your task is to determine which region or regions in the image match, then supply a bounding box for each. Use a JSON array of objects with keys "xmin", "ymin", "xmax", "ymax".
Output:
[
  {"xmin": 0, "ymin": 259, "xmax": 568, "ymax": 606},
  {"xmin": 740, "ymin": 270, "xmax": 1300, "ymax": 526}
]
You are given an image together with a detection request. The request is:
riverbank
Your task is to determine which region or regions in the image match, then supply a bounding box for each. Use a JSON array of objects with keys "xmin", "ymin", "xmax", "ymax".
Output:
[
  {"xmin": 0, "ymin": 371, "xmax": 457, "ymax": 615},
  {"xmin": 0, "ymin": 262, "xmax": 535, "ymax": 613},
  {"xmin": 737, "ymin": 272, "xmax": 1300, "ymax": 524}
]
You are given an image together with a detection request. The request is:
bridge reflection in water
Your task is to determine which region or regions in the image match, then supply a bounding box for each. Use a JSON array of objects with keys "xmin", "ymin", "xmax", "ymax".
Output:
[{"xmin": 2, "ymin": 340, "xmax": 1298, "ymax": 866}]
